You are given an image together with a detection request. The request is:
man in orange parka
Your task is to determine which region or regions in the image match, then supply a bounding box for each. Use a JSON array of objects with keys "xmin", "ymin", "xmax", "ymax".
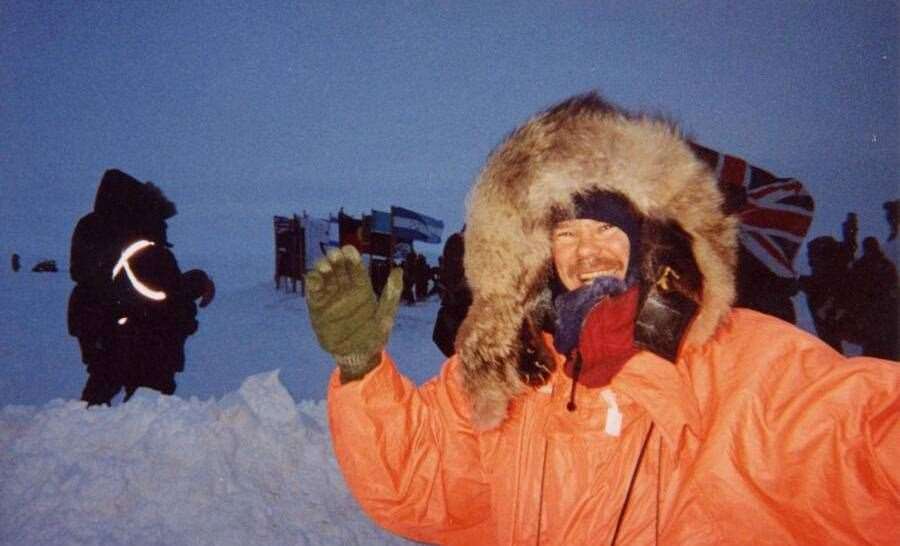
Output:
[{"xmin": 306, "ymin": 93, "xmax": 899, "ymax": 545}]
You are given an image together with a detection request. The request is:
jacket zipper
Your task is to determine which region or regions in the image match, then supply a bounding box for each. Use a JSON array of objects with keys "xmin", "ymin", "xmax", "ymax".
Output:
[
  {"xmin": 536, "ymin": 438, "xmax": 549, "ymax": 545},
  {"xmin": 610, "ymin": 422, "xmax": 655, "ymax": 545}
]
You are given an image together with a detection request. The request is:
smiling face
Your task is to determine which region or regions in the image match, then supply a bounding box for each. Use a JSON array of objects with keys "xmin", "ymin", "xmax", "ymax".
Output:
[{"xmin": 551, "ymin": 218, "xmax": 631, "ymax": 291}]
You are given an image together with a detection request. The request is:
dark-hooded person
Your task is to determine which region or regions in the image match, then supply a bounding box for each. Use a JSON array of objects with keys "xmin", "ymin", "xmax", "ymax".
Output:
[
  {"xmin": 305, "ymin": 94, "xmax": 899, "ymax": 545},
  {"xmin": 431, "ymin": 230, "xmax": 472, "ymax": 357},
  {"xmin": 69, "ymin": 169, "xmax": 215, "ymax": 406},
  {"xmin": 845, "ymin": 236, "xmax": 899, "ymax": 360}
]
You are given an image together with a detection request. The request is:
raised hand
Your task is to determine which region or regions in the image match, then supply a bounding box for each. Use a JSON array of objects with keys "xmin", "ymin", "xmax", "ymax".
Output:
[{"xmin": 306, "ymin": 246, "xmax": 403, "ymax": 383}]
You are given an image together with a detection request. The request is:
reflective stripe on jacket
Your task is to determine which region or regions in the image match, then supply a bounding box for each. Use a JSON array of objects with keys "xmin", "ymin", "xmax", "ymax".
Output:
[{"xmin": 328, "ymin": 309, "xmax": 899, "ymax": 545}]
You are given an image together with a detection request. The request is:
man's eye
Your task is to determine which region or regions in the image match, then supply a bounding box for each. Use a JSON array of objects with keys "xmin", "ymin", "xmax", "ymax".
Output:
[
  {"xmin": 597, "ymin": 224, "xmax": 613, "ymax": 233},
  {"xmin": 554, "ymin": 230, "xmax": 574, "ymax": 239}
]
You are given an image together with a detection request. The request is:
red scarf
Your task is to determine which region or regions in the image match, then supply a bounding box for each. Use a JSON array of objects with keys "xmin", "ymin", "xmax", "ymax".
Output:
[{"xmin": 564, "ymin": 285, "xmax": 640, "ymax": 388}]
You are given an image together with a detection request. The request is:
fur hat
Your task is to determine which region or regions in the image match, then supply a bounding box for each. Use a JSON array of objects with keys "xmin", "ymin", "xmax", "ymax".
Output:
[{"xmin": 457, "ymin": 92, "xmax": 738, "ymax": 430}]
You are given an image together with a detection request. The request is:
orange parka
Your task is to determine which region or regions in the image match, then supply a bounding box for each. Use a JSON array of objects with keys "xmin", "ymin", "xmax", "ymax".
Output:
[
  {"xmin": 327, "ymin": 94, "xmax": 900, "ymax": 545},
  {"xmin": 329, "ymin": 308, "xmax": 899, "ymax": 545}
]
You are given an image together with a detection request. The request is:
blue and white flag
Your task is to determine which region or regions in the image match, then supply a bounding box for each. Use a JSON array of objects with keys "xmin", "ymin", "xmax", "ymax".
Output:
[
  {"xmin": 370, "ymin": 209, "xmax": 392, "ymax": 234},
  {"xmin": 300, "ymin": 215, "xmax": 336, "ymax": 267},
  {"xmin": 390, "ymin": 206, "xmax": 444, "ymax": 244},
  {"xmin": 327, "ymin": 214, "xmax": 340, "ymax": 248}
]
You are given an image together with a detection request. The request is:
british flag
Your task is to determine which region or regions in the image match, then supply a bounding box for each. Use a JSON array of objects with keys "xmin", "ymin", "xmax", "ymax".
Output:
[{"xmin": 691, "ymin": 142, "xmax": 815, "ymax": 279}]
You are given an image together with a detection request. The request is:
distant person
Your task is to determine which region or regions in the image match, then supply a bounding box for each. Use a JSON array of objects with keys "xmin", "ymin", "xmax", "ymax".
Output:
[
  {"xmin": 428, "ymin": 261, "xmax": 440, "ymax": 297},
  {"xmin": 884, "ymin": 199, "xmax": 899, "ymax": 242},
  {"xmin": 400, "ymin": 251, "xmax": 417, "ymax": 305},
  {"xmin": 838, "ymin": 212, "xmax": 858, "ymax": 267},
  {"xmin": 369, "ymin": 258, "xmax": 390, "ymax": 297},
  {"xmin": 734, "ymin": 245, "xmax": 798, "ymax": 323},
  {"xmin": 32, "ymin": 259, "xmax": 58, "ymax": 272},
  {"xmin": 11, "ymin": 253, "xmax": 20, "ymax": 272},
  {"xmin": 431, "ymin": 231, "xmax": 472, "ymax": 357},
  {"xmin": 845, "ymin": 236, "xmax": 898, "ymax": 359},
  {"xmin": 883, "ymin": 199, "xmax": 899, "ymax": 265},
  {"xmin": 413, "ymin": 253, "xmax": 430, "ymax": 301},
  {"xmin": 68, "ymin": 169, "xmax": 215, "ymax": 406},
  {"xmin": 799, "ymin": 236, "xmax": 846, "ymax": 351}
]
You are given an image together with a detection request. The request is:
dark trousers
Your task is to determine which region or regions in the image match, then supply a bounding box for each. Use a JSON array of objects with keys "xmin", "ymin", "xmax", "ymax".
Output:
[
  {"xmin": 79, "ymin": 332, "xmax": 181, "ymax": 406},
  {"xmin": 81, "ymin": 367, "xmax": 177, "ymax": 405}
]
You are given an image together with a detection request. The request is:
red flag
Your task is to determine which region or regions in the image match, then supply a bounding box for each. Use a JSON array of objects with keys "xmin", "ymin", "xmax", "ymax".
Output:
[{"xmin": 338, "ymin": 212, "xmax": 366, "ymax": 252}]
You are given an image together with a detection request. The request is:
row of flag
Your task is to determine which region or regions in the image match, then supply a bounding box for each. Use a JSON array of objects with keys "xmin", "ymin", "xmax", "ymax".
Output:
[
  {"xmin": 282, "ymin": 145, "xmax": 812, "ymax": 285},
  {"xmin": 295, "ymin": 207, "xmax": 445, "ymax": 267}
]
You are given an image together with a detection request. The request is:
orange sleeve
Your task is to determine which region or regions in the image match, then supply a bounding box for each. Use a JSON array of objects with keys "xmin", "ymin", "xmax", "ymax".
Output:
[
  {"xmin": 691, "ymin": 311, "xmax": 900, "ymax": 544},
  {"xmin": 327, "ymin": 353, "xmax": 493, "ymax": 545},
  {"xmin": 858, "ymin": 356, "xmax": 900, "ymax": 496},
  {"xmin": 763, "ymin": 353, "xmax": 900, "ymax": 543}
]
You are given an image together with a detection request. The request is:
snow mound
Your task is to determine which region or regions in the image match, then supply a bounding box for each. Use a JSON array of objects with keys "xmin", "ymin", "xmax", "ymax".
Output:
[{"xmin": 0, "ymin": 371, "xmax": 414, "ymax": 546}]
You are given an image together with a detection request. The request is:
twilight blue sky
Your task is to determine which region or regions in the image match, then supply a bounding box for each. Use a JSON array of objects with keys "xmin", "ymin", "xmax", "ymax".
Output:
[{"xmin": 2, "ymin": 1, "xmax": 897, "ymax": 281}]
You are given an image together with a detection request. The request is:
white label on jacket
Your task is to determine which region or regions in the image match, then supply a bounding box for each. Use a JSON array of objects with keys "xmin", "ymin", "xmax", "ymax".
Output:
[{"xmin": 601, "ymin": 388, "xmax": 623, "ymax": 437}]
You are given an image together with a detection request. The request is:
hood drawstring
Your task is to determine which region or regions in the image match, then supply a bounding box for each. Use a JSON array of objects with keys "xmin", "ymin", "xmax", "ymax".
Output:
[{"xmin": 566, "ymin": 350, "xmax": 582, "ymax": 411}]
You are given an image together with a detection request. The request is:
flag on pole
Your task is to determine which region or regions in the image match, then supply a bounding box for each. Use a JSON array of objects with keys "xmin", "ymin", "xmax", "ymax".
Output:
[
  {"xmin": 390, "ymin": 206, "xmax": 444, "ymax": 244},
  {"xmin": 327, "ymin": 215, "xmax": 340, "ymax": 248},
  {"xmin": 691, "ymin": 142, "xmax": 814, "ymax": 278},
  {"xmin": 338, "ymin": 211, "xmax": 365, "ymax": 251},
  {"xmin": 299, "ymin": 215, "xmax": 334, "ymax": 268}
]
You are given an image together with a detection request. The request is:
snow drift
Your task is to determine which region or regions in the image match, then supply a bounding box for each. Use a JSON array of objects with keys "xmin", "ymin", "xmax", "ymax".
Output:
[{"xmin": 0, "ymin": 371, "xmax": 415, "ymax": 545}]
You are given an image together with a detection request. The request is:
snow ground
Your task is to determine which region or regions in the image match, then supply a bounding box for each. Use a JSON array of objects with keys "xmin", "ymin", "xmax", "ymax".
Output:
[{"xmin": 0, "ymin": 267, "xmax": 444, "ymax": 545}]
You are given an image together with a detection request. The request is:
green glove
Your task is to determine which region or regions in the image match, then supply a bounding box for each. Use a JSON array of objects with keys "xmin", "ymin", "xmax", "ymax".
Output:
[{"xmin": 306, "ymin": 245, "xmax": 403, "ymax": 383}]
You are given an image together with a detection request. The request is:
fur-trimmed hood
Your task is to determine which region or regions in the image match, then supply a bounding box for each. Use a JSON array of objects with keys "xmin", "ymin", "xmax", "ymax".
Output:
[{"xmin": 457, "ymin": 93, "xmax": 739, "ymax": 429}]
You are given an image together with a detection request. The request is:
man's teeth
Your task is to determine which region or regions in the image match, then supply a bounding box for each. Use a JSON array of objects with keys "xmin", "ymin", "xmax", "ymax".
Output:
[{"xmin": 578, "ymin": 271, "xmax": 614, "ymax": 282}]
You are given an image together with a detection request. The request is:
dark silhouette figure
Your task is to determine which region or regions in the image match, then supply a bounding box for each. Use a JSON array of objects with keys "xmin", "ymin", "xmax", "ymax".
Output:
[
  {"xmin": 432, "ymin": 231, "xmax": 472, "ymax": 356},
  {"xmin": 883, "ymin": 200, "xmax": 899, "ymax": 265},
  {"xmin": 11, "ymin": 253, "xmax": 20, "ymax": 272},
  {"xmin": 839, "ymin": 212, "xmax": 859, "ymax": 267},
  {"xmin": 799, "ymin": 236, "xmax": 847, "ymax": 352},
  {"xmin": 428, "ymin": 262, "xmax": 440, "ymax": 297},
  {"xmin": 413, "ymin": 253, "xmax": 430, "ymax": 301},
  {"xmin": 68, "ymin": 169, "xmax": 215, "ymax": 406},
  {"xmin": 369, "ymin": 258, "xmax": 391, "ymax": 297},
  {"xmin": 844, "ymin": 237, "xmax": 898, "ymax": 360},
  {"xmin": 401, "ymin": 251, "xmax": 417, "ymax": 305},
  {"xmin": 32, "ymin": 259, "xmax": 58, "ymax": 272},
  {"xmin": 884, "ymin": 200, "xmax": 899, "ymax": 242},
  {"xmin": 734, "ymin": 246, "xmax": 798, "ymax": 324}
]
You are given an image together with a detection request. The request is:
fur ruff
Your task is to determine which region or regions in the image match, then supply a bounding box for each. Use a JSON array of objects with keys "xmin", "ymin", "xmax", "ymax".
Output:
[{"xmin": 457, "ymin": 92, "xmax": 738, "ymax": 430}]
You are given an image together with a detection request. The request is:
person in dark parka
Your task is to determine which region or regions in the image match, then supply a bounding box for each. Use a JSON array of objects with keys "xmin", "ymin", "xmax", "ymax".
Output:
[
  {"xmin": 400, "ymin": 251, "xmax": 418, "ymax": 305},
  {"xmin": 68, "ymin": 169, "xmax": 215, "ymax": 406},
  {"xmin": 799, "ymin": 236, "xmax": 847, "ymax": 352},
  {"xmin": 431, "ymin": 231, "xmax": 472, "ymax": 356},
  {"xmin": 845, "ymin": 236, "xmax": 898, "ymax": 360},
  {"xmin": 413, "ymin": 253, "xmax": 430, "ymax": 301}
]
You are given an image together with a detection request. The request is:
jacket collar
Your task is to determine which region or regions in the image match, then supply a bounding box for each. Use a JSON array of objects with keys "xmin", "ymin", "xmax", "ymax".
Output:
[
  {"xmin": 610, "ymin": 352, "xmax": 703, "ymax": 451},
  {"xmin": 541, "ymin": 332, "xmax": 703, "ymax": 450}
]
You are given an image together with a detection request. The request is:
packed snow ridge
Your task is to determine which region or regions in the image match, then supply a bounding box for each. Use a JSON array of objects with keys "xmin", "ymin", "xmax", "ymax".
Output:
[{"xmin": 0, "ymin": 371, "xmax": 416, "ymax": 546}]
